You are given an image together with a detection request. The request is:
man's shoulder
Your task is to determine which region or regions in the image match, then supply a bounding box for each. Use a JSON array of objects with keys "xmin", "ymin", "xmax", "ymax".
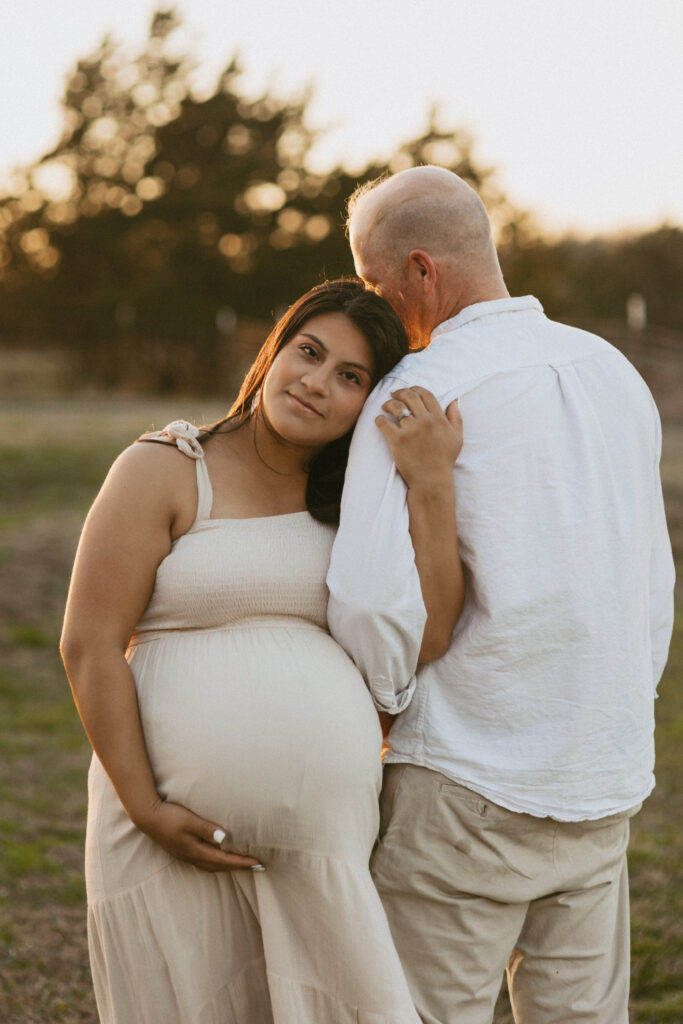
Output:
[
  {"xmin": 374, "ymin": 306, "xmax": 652, "ymax": 408},
  {"xmin": 542, "ymin": 318, "xmax": 653, "ymax": 387},
  {"xmin": 379, "ymin": 344, "xmax": 460, "ymax": 396},
  {"xmin": 357, "ymin": 348, "xmax": 457, "ymax": 424}
]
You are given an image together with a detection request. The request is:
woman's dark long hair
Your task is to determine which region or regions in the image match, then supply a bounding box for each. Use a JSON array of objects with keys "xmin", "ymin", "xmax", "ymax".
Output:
[{"xmin": 201, "ymin": 278, "xmax": 409, "ymax": 524}]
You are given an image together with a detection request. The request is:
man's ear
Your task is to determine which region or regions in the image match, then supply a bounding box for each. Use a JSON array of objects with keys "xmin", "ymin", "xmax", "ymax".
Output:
[{"xmin": 408, "ymin": 249, "xmax": 437, "ymax": 294}]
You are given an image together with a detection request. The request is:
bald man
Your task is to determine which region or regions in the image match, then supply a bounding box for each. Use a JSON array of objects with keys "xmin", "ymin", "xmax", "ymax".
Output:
[{"xmin": 326, "ymin": 167, "xmax": 674, "ymax": 1024}]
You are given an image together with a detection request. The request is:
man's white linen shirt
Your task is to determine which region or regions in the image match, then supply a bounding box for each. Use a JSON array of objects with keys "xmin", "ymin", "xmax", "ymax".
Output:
[{"xmin": 327, "ymin": 297, "xmax": 675, "ymax": 821}]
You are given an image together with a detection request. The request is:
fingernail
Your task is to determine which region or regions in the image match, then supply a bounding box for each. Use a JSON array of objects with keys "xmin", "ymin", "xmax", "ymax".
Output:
[
  {"xmin": 212, "ymin": 828, "xmax": 226, "ymax": 844},
  {"xmin": 250, "ymin": 864, "xmax": 266, "ymax": 872}
]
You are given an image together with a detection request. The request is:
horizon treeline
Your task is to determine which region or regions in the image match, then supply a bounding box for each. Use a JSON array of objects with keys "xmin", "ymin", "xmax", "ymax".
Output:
[{"xmin": 0, "ymin": 9, "xmax": 681, "ymax": 393}]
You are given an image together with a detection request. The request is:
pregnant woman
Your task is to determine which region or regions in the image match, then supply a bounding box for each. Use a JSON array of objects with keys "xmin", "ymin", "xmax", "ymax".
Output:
[{"xmin": 61, "ymin": 279, "xmax": 464, "ymax": 1024}]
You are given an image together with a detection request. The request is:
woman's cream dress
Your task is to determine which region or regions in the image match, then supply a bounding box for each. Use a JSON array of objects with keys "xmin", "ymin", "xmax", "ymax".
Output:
[{"xmin": 85, "ymin": 422, "xmax": 419, "ymax": 1024}]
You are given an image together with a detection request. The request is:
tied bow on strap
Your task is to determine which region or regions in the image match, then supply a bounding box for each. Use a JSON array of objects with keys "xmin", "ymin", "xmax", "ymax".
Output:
[{"xmin": 161, "ymin": 420, "xmax": 204, "ymax": 459}]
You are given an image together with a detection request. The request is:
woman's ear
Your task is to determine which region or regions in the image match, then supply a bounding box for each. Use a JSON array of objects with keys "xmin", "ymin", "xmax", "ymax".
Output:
[{"xmin": 408, "ymin": 249, "xmax": 437, "ymax": 294}]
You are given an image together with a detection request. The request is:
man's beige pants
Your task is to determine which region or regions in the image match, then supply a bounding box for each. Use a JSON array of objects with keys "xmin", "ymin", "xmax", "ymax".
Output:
[{"xmin": 371, "ymin": 764, "xmax": 637, "ymax": 1024}]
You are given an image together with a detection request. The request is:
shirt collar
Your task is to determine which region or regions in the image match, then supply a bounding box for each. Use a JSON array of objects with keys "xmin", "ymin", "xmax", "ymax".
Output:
[{"xmin": 430, "ymin": 296, "xmax": 544, "ymax": 342}]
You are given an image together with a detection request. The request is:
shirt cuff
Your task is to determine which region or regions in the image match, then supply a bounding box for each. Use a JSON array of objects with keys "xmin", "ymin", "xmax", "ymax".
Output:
[{"xmin": 370, "ymin": 674, "xmax": 417, "ymax": 714}]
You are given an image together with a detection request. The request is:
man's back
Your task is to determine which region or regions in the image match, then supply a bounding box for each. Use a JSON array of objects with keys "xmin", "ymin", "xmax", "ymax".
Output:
[{"xmin": 328, "ymin": 297, "xmax": 675, "ymax": 820}]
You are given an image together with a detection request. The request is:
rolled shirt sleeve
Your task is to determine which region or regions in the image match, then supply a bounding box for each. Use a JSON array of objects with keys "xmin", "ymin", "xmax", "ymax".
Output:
[{"xmin": 327, "ymin": 377, "xmax": 427, "ymax": 713}]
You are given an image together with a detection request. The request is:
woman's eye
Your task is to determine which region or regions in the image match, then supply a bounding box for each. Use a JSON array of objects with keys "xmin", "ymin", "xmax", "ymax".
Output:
[
  {"xmin": 300, "ymin": 344, "xmax": 318, "ymax": 358},
  {"xmin": 341, "ymin": 370, "xmax": 362, "ymax": 385}
]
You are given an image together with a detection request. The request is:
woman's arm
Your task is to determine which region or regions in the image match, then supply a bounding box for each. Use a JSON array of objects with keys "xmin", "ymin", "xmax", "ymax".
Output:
[
  {"xmin": 376, "ymin": 386, "xmax": 464, "ymax": 663},
  {"xmin": 60, "ymin": 443, "xmax": 260, "ymax": 872}
]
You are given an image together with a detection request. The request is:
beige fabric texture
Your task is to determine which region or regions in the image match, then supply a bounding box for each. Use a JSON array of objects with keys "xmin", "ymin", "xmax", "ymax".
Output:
[
  {"xmin": 372, "ymin": 764, "xmax": 634, "ymax": 1024},
  {"xmin": 85, "ymin": 445, "xmax": 419, "ymax": 1024}
]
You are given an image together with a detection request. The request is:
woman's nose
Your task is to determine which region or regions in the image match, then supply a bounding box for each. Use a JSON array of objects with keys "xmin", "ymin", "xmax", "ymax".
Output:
[{"xmin": 301, "ymin": 366, "xmax": 329, "ymax": 394}]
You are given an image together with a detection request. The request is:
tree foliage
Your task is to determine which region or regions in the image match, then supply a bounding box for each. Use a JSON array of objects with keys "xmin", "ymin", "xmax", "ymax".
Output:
[
  {"xmin": 0, "ymin": 9, "xmax": 680, "ymax": 392},
  {"xmin": 499, "ymin": 226, "xmax": 683, "ymax": 332}
]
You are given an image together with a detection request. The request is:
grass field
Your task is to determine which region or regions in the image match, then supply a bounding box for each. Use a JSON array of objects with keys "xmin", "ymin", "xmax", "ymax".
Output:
[{"xmin": 0, "ymin": 391, "xmax": 681, "ymax": 1023}]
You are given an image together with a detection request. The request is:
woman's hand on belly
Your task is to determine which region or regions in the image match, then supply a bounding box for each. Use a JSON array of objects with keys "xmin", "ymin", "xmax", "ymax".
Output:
[{"xmin": 139, "ymin": 797, "xmax": 264, "ymax": 872}]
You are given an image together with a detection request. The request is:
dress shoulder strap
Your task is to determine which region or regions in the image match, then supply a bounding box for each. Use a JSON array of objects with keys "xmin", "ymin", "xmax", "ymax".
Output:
[
  {"xmin": 140, "ymin": 419, "xmax": 204, "ymax": 458},
  {"xmin": 139, "ymin": 420, "xmax": 213, "ymax": 524}
]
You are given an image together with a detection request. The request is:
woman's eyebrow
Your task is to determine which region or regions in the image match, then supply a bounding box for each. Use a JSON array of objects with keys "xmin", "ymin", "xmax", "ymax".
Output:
[{"xmin": 300, "ymin": 333, "xmax": 372, "ymax": 375}]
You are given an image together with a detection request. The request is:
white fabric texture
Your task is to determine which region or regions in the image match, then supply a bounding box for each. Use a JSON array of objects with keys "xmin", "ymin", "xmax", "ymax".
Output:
[
  {"xmin": 327, "ymin": 297, "xmax": 675, "ymax": 821},
  {"xmin": 86, "ymin": 425, "xmax": 420, "ymax": 1024}
]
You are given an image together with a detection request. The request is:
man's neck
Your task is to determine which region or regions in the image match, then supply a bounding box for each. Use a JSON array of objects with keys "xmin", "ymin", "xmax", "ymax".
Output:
[{"xmin": 439, "ymin": 283, "xmax": 511, "ymax": 328}]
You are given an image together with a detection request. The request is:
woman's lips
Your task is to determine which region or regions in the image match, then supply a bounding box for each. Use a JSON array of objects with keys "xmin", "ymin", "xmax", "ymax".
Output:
[{"xmin": 287, "ymin": 392, "xmax": 323, "ymax": 416}]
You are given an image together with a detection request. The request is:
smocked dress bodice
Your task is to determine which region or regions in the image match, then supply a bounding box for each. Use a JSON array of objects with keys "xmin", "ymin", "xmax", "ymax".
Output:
[{"xmin": 133, "ymin": 420, "xmax": 336, "ymax": 638}]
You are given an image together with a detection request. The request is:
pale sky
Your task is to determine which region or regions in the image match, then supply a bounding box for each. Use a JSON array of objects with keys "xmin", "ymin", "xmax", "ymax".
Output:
[{"xmin": 1, "ymin": 0, "xmax": 681, "ymax": 235}]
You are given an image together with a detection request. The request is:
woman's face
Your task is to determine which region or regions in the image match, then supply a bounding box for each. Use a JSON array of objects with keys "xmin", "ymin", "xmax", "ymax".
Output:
[{"xmin": 262, "ymin": 312, "xmax": 375, "ymax": 451}]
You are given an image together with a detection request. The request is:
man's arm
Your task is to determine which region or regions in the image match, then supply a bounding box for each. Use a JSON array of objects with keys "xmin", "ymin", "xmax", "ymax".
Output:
[
  {"xmin": 377, "ymin": 386, "xmax": 465, "ymax": 662},
  {"xmin": 327, "ymin": 378, "xmax": 424, "ymax": 713},
  {"xmin": 327, "ymin": 378, "xmax": 463, "ymax": 712}
]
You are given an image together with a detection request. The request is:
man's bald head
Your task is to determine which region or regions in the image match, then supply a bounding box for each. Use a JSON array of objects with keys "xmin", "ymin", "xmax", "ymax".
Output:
[
  {"xmin": 347, "ymin": 166, "xmax": 509, "ymax": 343},
  {"xmin": 348, "ymin": 165, "xmax": 497, "ymax": 278}
]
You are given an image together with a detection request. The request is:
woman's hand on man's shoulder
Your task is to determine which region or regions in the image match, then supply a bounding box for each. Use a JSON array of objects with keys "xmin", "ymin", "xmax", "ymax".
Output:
[{"xmin": 375, "ymin": 385, "xmax": 462, "ymax": 490}]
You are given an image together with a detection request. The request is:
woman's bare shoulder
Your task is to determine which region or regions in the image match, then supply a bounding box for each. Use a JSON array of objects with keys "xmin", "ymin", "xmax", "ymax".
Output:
[
  {"xmin": 97, "ymin": 439, "xmax": 197, "ymax": 512},
  {"xmin": 112, "ymin": 436, "xmax": 194, "ymax": 472}
]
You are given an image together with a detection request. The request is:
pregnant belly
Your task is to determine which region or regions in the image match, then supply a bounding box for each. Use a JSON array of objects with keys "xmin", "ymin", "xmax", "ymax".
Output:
[{"xmin": 129, "ymin": 623, "xmax": 383, "ymax": 858}]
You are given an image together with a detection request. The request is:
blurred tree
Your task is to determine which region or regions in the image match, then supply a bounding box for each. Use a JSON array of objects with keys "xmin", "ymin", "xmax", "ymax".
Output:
[
  {"xmin": 0, "ymin": 8, "xmax": 679, "ymax": 394},
  {"xmin": 0, "ymin": 12, "xmax": 520, "ymax": 391},
  {"xmin": 499, "ymin": 226, "xmax": 683, "ymax": 332},
  {"xmin": 0, "ymin": 10, "xmax": 338, "ymax": 389}
]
